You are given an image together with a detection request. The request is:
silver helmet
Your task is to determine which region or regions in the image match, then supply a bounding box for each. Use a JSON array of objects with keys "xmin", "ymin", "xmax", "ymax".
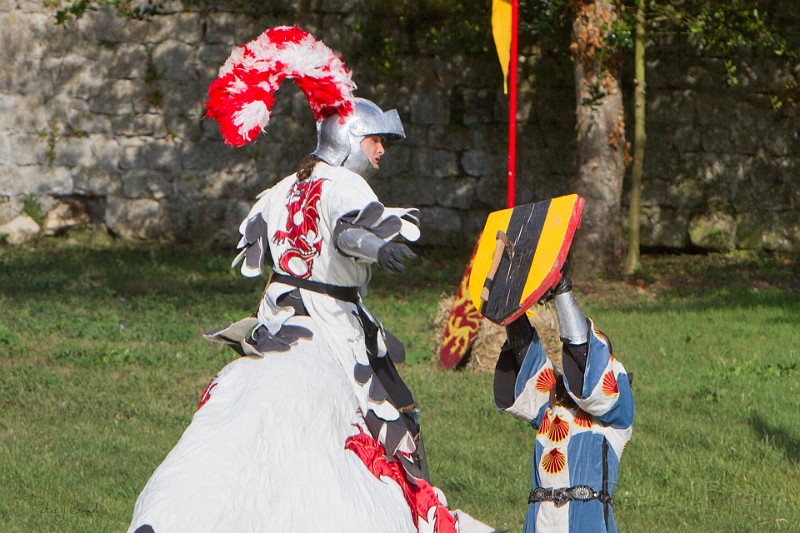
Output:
[{"xmin": 312, "ymin": 97, "xmax": 405, "ymax": 179}]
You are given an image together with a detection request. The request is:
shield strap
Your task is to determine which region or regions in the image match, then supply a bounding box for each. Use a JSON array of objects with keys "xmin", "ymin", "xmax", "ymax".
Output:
[{"xmin": 481, "ymin": 199, "xmax": 551, "ymax": 322}]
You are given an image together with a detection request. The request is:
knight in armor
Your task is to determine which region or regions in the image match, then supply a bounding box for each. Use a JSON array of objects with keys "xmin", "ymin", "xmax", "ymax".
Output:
[
  {"xmin": 494, "ymin": 267, "xmax": 634, "ymax": 533},
  {"xmin": 128, "ymin": 26, "xmax": 493, "ymax": 533}
]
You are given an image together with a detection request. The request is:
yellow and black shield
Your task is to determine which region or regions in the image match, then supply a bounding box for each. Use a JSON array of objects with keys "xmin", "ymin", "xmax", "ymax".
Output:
[{"xmin": 468, "ymin": 194, "xmax": 584, "ymax": 325}]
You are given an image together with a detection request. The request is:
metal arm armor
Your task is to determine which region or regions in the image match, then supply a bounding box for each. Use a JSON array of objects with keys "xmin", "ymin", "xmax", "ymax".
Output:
[
  {"xmin": 554, "ymin": 291, "xmax": 590, "ymax": 345},
  {"xmin": 336, "ymin": 226, "xmax": 385, "ymax": 263}
]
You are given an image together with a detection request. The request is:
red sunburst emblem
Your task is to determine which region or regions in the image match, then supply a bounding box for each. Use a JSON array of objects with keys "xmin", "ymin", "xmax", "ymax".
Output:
[
  {"xmin": 547, "ymin": 415, "xmax": 570, "ymax": 442},
  {"xmin": 574, "ymin": 408, "xmax": 592, "ymax": 428},
  {"xmin": 541, "ymin": 448, "xmax": 566, "ymax": 475},
  {"xmin": 536, "ymin": 368, "xmax": 557, "ymax": 393},
  {"xmin": 538, "ymin": 413, "xmax": 551, "ymax": 436},
  {"xmin": 602, "ymin": 371, "xmax": 619, "ymax": 396}
]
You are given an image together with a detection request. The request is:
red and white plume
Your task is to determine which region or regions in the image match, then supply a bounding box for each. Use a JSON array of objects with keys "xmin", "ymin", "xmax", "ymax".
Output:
[{"xmin": 206, "ymin": 26, "xmax": 356, "ymax": 147}]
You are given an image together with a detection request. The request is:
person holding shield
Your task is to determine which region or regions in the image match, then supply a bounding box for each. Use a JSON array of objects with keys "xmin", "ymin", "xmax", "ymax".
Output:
[{"xmin": 493, "ymin": 265, "xmax": 634, "ymax": 532}]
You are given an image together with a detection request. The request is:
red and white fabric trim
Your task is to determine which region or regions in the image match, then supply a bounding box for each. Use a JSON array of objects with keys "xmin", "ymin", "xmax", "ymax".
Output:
[
  {"xmin": 206, "ymin": 25, "xmax": 356, "ymax": 146},
  {"xmin": 345, "ymin": 428, "xmax": 457, "ymax": 533}
]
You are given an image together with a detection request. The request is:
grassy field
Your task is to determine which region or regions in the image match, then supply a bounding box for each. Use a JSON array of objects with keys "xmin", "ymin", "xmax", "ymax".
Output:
[{"xmin": 0, "ymin": 241, "xmax": 798, "ymax": 532}]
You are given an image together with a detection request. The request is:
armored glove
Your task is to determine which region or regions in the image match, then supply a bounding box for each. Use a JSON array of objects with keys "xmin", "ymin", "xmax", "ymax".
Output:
[
  {"xmin": 538, "ymin": 261, "xmax": 572, "ymax": 305},
  {"xmin": 377, "ymin": 243, "xmax": 417, "ymax": 274}
]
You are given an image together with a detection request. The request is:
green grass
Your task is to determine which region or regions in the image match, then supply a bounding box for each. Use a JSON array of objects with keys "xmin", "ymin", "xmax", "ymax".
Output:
[{"xmin": 0, "ymin": 243, "xmax": 798, "ymax": 532}]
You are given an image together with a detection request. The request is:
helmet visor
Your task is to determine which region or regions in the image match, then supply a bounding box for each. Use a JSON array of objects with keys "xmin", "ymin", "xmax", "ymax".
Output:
[{"xmin": 350, "ymin": 108, "xmax": 405, "ymax": 140}]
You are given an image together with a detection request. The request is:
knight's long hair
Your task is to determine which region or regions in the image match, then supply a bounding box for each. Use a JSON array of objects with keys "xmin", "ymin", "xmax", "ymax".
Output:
[{"xmin": 296, "ymin": 155, "xmax": 322, "ymax": 182}]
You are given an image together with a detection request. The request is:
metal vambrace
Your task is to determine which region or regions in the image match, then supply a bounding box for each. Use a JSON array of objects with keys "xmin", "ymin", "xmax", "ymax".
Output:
[
  {"xmin": 554, "ymin": 291, "xmax": 589, "ymax": 345},
  {"xmin": 336, "ymin": 226, "xmax": 385, "ymax": 262}
]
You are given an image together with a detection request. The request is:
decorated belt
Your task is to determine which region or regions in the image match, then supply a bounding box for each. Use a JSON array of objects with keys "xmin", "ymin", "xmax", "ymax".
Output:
[{"xmin": 529, "ymin": 486, "xmax": 613, "ymax": 507}]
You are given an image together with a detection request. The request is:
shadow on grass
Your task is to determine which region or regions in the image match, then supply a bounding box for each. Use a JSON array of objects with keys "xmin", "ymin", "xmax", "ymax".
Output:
[
  {"xmin": 614, "ymin": 291, "xmax": 800, "ymax": 323},
  {"xmin": 571, "ymin": 252, "xmax": 799, "ymax": 323},
  {"xmin": 750, "ymin": 411, "xmax": 800, "ymax": 463},
  {"xmin": 0, "ymin": 244, "xmax": 473, "ymax": 301},
  {"xmin": 637, "ymin": 252, "xmax": 799, "ymax": 298},
  {"xmin": 0, "ymin": 245, "xmax": 251, "ymax": 301},
  {"xmin": 2, "ymin": 245, "xmax": 797, "ymax": 315}
]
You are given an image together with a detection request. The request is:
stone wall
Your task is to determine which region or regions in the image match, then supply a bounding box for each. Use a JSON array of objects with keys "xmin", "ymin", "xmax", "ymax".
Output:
[
  {"xmin": 639, "ymin": 27, "xmax": 800, "ymax": 253},
  {"xmin": 1, "ymin": 0, "xmax": 798, "ymax": 252}
]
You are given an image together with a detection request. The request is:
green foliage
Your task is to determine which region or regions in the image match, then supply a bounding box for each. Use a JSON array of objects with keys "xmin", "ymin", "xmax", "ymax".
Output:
[
  {"xmin": 48, "ymin": 0, "xmax": 492, "ymax": 80},
  {"xmin": 357, "ymin": 0, "xmax": 493, "ymax": 77},
  {"xmin": 0, "ymin": 320, "xmax": 22, "ymax": 349},
  {"xmin": 370, "ymin": 0, "xmax": 492, "ymax": 57},
  {"xmin": 581, "ymin": 80, "xmax": 608, "ymax": 109},
  {"xmin": 650, "ymin": 0, "xmax": 795, "ymax": 55},
  {"xmin": 144, "ymin": 47, "xmax": 163, "ymax": 107},
  {"xmin": 51, "ymin": 0, "xmax": 294, "ymax": 24},
  {"xmin": 52, "ymin": 0, "xmax": 96, "ymax": 24},
  {"xmin": 21, "ymin": 194, "xmax": 44, "ymax": 225},
  {"xmin": 0, "ymin": 245, "xmax": 798, "ymax": 531},
  {"xmin": 53, "ymin": 0, "xmax": 136, "ymax": 24},
  {"xmin": 606, "ymin": 14, "xmax": 635, "ymax": 51},
  {"xmin": 645, "ymin": 0, "xmax": 800, "ymax": 91},
  {"xmin": 36, "ymin": 116, "xmax": 59, "ymax": 164},
  {"xmin": 520, "ymin": 0, "xmax": 634, "ymax": 49},
  {"xmin": 519, "ymin": 0, "xmax": 570, "ymax": 44},
  {"xmin": 519, "ymin": 0, "xmax": 633, "ymax": 76}
]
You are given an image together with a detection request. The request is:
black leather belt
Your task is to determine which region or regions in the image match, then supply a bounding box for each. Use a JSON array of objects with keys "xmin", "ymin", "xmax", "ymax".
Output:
[
  {"xmin": 271, "ymin": 273, "xmax": 360, "ymax": 304},
  {"xmin": 529, "ymin": 486, "xmax": 613, "ymax": 507}
]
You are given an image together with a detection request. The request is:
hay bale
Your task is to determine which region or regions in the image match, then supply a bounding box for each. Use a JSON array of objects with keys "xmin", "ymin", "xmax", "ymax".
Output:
[{"xmin": 433, "ymin": 295, "xmax": 562, "ymax": 373}]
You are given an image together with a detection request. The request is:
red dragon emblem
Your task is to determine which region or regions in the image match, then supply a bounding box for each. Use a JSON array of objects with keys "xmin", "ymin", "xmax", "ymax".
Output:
[{"xmin": 273, "ymin": 178, "xmax": 327, "ymax": 278}]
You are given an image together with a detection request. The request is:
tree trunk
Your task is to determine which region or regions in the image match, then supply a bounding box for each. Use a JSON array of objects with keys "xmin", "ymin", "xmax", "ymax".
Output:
[
  {"xmin": 623, "ymin": 0, "xmax": 646, "ymax": 275},
  {"xmin": 568, "ymin": 0, "xmax": 627, "ymax": 281}
]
